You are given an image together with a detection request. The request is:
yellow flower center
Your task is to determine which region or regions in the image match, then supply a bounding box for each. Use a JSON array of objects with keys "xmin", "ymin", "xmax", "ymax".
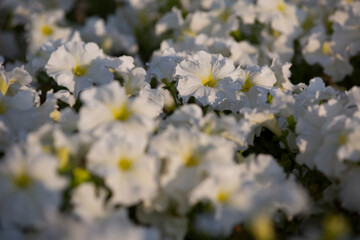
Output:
[
  {"xmin": 201, "ymin": 74, "xmax": 218, "ymax": 88},
  {"xmin": 102, "ymin": 36, "xmax": 113, "ymax": 53},
  {"xmin": 240, "ymin": 74, "xmax": 253, "ymax": 92},
  {"xmin": 219, "ymin": 9, "xmax": 231, "ymax": 22},
  {"xmin": 0, "ymin": 77, "xmax": 16, "ymax": 96},
  {"xmin": 338, "ymin": 134, "xmax": 347, "ymax": 145},
  {"xmin": 277, "ymin": 3, "xmax": 286, "ymax": 13},
  {"xmin": 302, "ymin": 14, "xmax": 315, "ymax": 31},
  {"xmin": 73, "ymin": 64, "xmax": 89, "ymax": 77},
  {"xmin": 41, "ymin": 25, "xmax": 54, "ymax": 36},
  {"xmin": 56, "ymin": 147, "xmax": 70, "ymax": 169},
  {"xmin": 73, "ymin": 168, "xmax": 91, "ymax": 184},
  {"xmin": 112, "ymin": 104, "xmax": 132, "ymax": 121},
  {"xmin": 322, "ymin": 41, "xmax": 333, "ymax": 55},
  {"xmin": 217, "ymin": 190, "xmax": 230, "ymax": 204},
  {"xmin": 13, "ymin": 172, "xmax": 31, "ymax": 189},
  {"xmin": 323, "ymin": 214, "xmax": 349, "ymax": 240},
  {"xmin": 272, "ymin": 30, "xmax": 281, "ymax": 38},
  {"xmin": 202, "ymin": 122, "xmax": 215, "ymax": 135},
  {"xmin": 183, "ymin": 153, "xmax": 200, "ymax": 167},
  {"xmin": 266, "ymin": 92, "xmax": 273, "ymax": 104},
  {"xmin": 251, "ymin": 215, "xmax": 275, "ymax": 240},
  {"xmin": 118, "ymin": 157, "xmax": 133, "ymax": 171},
  {"xmin": 50, "ymin": 109, "xmax": 61, "ymax": 122},
  {"xmin": 181, "ymin": 29, "xmax": 197, "ymax": 38}
]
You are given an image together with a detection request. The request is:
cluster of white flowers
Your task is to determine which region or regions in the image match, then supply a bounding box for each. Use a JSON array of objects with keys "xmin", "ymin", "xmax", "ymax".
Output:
[{"xmin": 0, "ymin": 0, "xmax": 360, "ymax": 239}]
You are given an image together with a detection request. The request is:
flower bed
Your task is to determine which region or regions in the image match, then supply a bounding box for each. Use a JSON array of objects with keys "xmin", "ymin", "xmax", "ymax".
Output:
[{"xmin": 0, "ymin": 0, "xmax": 359, "ymax": 239}]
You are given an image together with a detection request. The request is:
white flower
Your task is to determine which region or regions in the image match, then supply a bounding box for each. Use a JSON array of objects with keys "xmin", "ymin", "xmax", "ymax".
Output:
[
  {"xmin": 295, "ymin": 77, "xmax": 337, "ymax": 108},
  {"xmin": 147, "ymin": 47, "xmax": 185, "ymax": 83},
  {"xmin": 87, "ymin": 131, "xmax": 158, "ymax": 206},
  {"xmin": 149, "ymin": 126, "xmax": 236, "ymax": 214},
  {"xmin": 175, "ymin": 51, "xmax": 238, "ymax": 110},
  {"xmin": 234, "ymin": 65, "xmax": 277, "ymax": 109},
  {"xmin": 187, "ymin": 4, "xmax": 238, "ymax": 37},
  {"xmin": 269, "ymin": 88, "xmax": 295, "ymax": 118},
  {"xmin": 81, "ymin": 16, "xmax": 138, "ymax": 55},
  {"xmin": 78, "ymin": 81, "xmax": 160, "ymax": 134},
  {"xmin": 331, "ymin": 4, "xmax": 360, "ymax": 57},
  {"xmin": 162, "ymin": 104, "xmax": 251, "ymax": 149},
  {"xmin": 25, "ymin": 30, "xmax": 82, "ymax": 77},
  {"xmin": 296, "ymin": 100, "xmax": 348, "ymax": 177},
  {"xmin": 241, "ymin": 107, "xmax": 282, "ymax": 137},
  {"xmin": 161, "ymin": 104, "xmax": 203, "ymax": 129},
  {"xmin": 229, "ymin": 41, "xmax": 259, "ymax": 67},
  {"xmin": 81, "ymin": 210, "xmax": 160, "ymax": 240},
  {"xmin": 190, "ymin": 154, "xmax": 308, "ymax": 237},
  {"xmin": 45, "ymin": 41, "xmax": 113, "ymax": 97},
  {"xmin": 160, "ymin": 34, "xmax": 208, "ymax": 53},
  {"xmin": 301, "ymin": 26, "xmax": 353, "ymax": 82},
  {"xmin": 256, "ymin": 0, "xmax": 305, "ymax": 36},
  {"xmin": 27, "ymin": 10, "xmax": 72, "ymax": 54},
  {"xmin": 106, "ymin": 56, "xmax": 148, "ymax": 96},
  {"xmin": 0, "ymin": 89, "xmax": 40, "ymax": 149},
  {"xmin": 346, "ymin": 86, "xmax": 360, "ymax": 110},
  {"xmin": 0, "ymin": 65, "xmax": 32, "ymax": 96},
  {"xmin": 155, "ymin": 7, "xmax": 184, "ymax": 35},
  {"xmin": 270, "ymin": 58, "xmax": 294, "ymax": 91},
  {"xmin": 136, "ymin": 206, "xmax": 188, "ymax": 240},
  {"xmin": 72, "ymin": 183, "xmax": 108, "ymax": 222},
  {"xmin": 26, "ymin": 123, "xmax": 93, "ymax": 171},
  {"xmin": 259, "ymin": 27, "xmax": 295, "ymax": 64},
  {"xmin": 0, "ymin": 145, "xmax": 67, "ymax": 229},
  {"xmin": 233, "ymin": 0, "xmax": 257, "ymax": 24}
]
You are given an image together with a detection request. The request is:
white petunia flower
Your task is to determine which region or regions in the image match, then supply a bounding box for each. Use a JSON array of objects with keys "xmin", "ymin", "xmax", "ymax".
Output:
[
  {"xmin": 149, "ymin": 126, "xmax": 236, "ymax": 214},
  {"xmin": 0, "ymin": 65, "xmax": 32, "ymax": 96},
  {"xmin": 296, "ymin": 99, "xmax": 349, "ymax": 177},
  {"xmin": 72, "ymin": 183, "xmax": 108, "ymax": 222},
  {"xmin": 187, "ymin": 3, "xmax": 238, "ymax": 38},
  {"xmin": 294, "ymin": 77, "xmax": 338, "ymax": 108},
  {"xmin": 301, "ymin": 26, "xmax": 353, "ymax": 82},
  {"xmin": 87, "ymin": 131, "xmax": 158, "ymax": 206},
  {"xmin": 269, "ymin": 88, "xmax": 296, "ymax": 119},
  {"xmin": 331, "ymin": 4, "xmax": 360, "ymax": 57},
  {"xmin": 155, "ymin": 7, "xmax": 184, "ymax": 36},
  {"xmin": 0, "ymin": 144, "xmax": 67, "ymax": 229},
  {"xmin": 136, "ymin": 205, "xmax": 188, "ymax": 240},
  {"xmin": 78, "ymin": 81, "xmax": 160, "ymax": 135},
  {"xmin": 0, "ymin": 89, "xmax": 40, "ymax": 150},
  {"xmin": 175, "ymin": 51, "xmax": 238, "ymax": 110},
  {"xmin": 147, "ymin": 47, "xmax": 185, "ymax": 83},
  {"xmin": 163, "ymin": 104, "xmax": 251, "ymax": 149},
  {"xmin": 229, "ymin": 41, "xmax": 259, "ymax": 67},
  {"xmin": 190, "ymin": 154, "xmax": 308, "ymax": 237},
  {"xmin": 106, "ymin": 56, "xmax": 148, "ymax": 96},
  {"xmin": 81, "ymin": 210, "xmax": 160, "ymax": 240},
  {"xmin": 81, "ymin": 16, "xmax": 138, "ymax": 55},
  {"xmin": 256, "ymin": 0, "xmax": 305, "ymax": 36},
  {"xmin": 259, "ymin": 27, "xmax": 296, "ymax": 65},
  {"xmin": 234, "ymin": 65, "xmax": 277, "ymax": 109},
  {"xmin": 241, "ymin": 107, "xmax": 282, "ymax": 137},
  {"xmin": 233, "ymin": 0, "xmax": 257, "ymax": 24},
  {"xmin": 270, "ymin": 58, "xmax": 294, "ymax": 91},
  {"xmin": 27, "ymin": 10, "xmax": 72, "ymax": 54},
  {"xmin": 45, "ymin": 41, "xmax": 113, "ymax": 97},
  {"xmin": 25, "ymin": 30, "xmax": 82, "ymax": 78},
  {"xmin": 159, "ymin": 34, "xmax": 208, "ymax": 53}
]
